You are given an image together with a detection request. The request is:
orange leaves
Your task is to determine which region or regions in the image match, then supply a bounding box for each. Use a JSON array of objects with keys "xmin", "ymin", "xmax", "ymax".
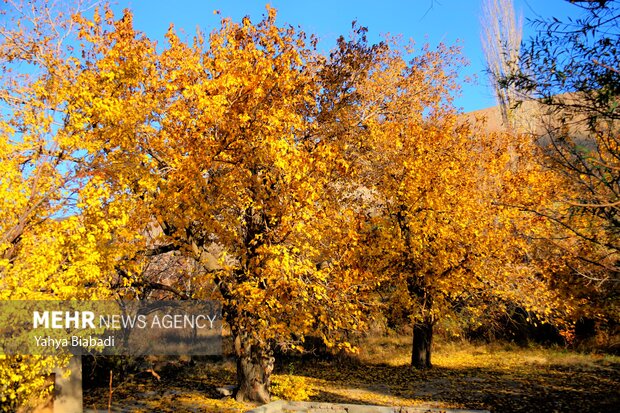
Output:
[
  {"xmin": 337, "ymin": 29, "xmax": 565, "ymax": 334},
  {"xmin": 0, "ymin": 0, "xmax": 575, "ymax": 397},
  {"xmin": 74, "ymin": 5, "xmax": 365, "ymax": 351}
]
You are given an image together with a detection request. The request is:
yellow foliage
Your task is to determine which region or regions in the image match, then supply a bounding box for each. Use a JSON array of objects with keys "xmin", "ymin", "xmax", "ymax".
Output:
[
  {"xmin": 271, "ymin": 374, "xmax": 318, "ymax": 401},
  {"xmin": 0, "ymin": 0, "xmax": 585, "ymax": 405}
]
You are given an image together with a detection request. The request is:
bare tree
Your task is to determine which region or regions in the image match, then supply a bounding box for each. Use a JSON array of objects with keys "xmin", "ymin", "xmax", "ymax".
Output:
[{"xmin": 481, "ymin": 0, "xmax": 523, "ymax": 127}]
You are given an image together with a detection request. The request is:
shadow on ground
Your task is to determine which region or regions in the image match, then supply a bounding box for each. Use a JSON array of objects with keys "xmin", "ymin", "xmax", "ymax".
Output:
[
  {"xmin": 291, "ymin": 352, "xmax": 620, "ymax": 413},
  {"xmin": 83, "ymin": 349, "xmax": 620, "ymax": 413}
]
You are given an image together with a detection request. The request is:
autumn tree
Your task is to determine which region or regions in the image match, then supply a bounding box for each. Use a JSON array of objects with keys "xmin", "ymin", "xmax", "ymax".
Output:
[
  {"xmin": 327, "ymin": 33, "xmax": 564, "ymax": 368},
  {"xmin": 55, "ymin": 6, "xmax": 379, "ymax": 402},
  {"xmin": 512, "ymin": 0, "xmax": 620, "ymax": 321},
  {"xmin": 0, "ymin": 1, "xmax": 147, "ymax": 409},
  {"xmin": 0, "ymin": 2, "xmax": 374, "ymax": 403}
]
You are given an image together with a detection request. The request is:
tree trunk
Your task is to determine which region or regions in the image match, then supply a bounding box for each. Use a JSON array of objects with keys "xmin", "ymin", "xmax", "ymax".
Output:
[
  {"xmin": 412, "ymin": 318, "xmax": 433, "ymax": 369},
  {"xmin": 234, "ymin": 335, "xmax": 274, "ymax": 403}
]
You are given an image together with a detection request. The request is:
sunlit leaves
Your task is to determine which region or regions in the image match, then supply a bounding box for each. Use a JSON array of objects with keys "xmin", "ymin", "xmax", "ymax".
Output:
[{"xmin": 0, "ymin": 0, "xmax": 580, "ymax": 404}]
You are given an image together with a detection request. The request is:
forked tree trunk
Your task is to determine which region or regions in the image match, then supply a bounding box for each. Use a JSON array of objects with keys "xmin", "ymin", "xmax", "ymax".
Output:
[
  {"xmin": 412, "ymin": 318, "xmax": 433, "ymax": 369},
  {"xmin": 234, "ymin": 335, "xmax": 274, "ymax": 403}
]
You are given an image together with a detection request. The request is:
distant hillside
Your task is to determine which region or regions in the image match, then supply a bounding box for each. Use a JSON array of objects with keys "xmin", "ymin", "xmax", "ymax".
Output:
[{"xmin": 463, "ymin": 93, "xmax": 593, "ymax": 139}]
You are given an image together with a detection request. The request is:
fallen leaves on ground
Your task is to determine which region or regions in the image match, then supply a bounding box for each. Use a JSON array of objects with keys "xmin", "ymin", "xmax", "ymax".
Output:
[{"xmin": 83, "ymin": 339, "xmax": 620, "ymax": 412}]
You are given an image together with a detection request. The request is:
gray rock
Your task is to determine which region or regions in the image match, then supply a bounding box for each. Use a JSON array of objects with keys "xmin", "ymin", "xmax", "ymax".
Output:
[{"xmin": 215, "ymin": 384, "xmax": 236, "ymax": 397}]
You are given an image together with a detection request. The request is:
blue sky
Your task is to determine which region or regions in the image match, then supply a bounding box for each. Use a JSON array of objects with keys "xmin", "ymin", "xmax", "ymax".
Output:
[{"xmin": 108, "ymin": 0, "xmax": 581, "ymax": 112}]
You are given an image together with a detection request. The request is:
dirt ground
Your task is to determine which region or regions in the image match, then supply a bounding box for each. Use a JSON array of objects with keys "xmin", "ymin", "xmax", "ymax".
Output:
[{"xmin": 83, "ymin": 338, "xmax": 620, "ymax": 413}]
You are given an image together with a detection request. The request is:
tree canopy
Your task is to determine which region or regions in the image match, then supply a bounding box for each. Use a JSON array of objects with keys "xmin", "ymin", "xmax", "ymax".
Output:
[{"xmin": 0, "ymin": 0, "xmax": 581, "ymax": 406}]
